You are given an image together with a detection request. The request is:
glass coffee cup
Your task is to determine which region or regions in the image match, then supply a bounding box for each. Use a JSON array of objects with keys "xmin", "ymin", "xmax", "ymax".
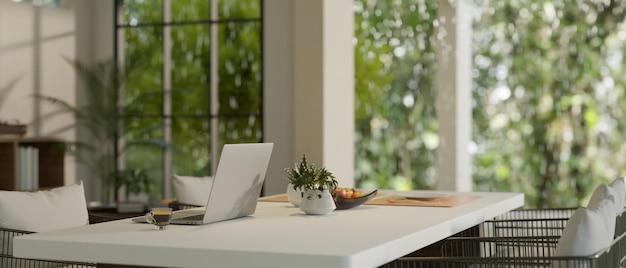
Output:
[{"xmin": 145, "ymin": 207, "xmax": 173, "ymax": 230}]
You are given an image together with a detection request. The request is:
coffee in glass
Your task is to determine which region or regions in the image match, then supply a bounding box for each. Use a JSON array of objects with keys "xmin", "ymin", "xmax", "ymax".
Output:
[{"xmin": 146, "ymin": 207, "xmax": 173, "ymax": 230}]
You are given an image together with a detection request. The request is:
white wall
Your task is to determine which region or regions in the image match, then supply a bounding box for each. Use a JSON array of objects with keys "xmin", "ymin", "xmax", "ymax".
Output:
[
  {"xmin": 0, "ymin": 0, "xmax": 77, "ymax": 187},
  {"xmin": 1, "ymin": 0, "xmax": 355, "ymax": 200},
  {"xmin": 0, "ymin": 0, "xmax": 113, "ymax": 202}
]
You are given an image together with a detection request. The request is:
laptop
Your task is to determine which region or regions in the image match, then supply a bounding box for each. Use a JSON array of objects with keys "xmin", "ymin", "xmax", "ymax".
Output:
[{"xmin": 133, "ymin": 142, "xmax": 274, "ymax": 225}]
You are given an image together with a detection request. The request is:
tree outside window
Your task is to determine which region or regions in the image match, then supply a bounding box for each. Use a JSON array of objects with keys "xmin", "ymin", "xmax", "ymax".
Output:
[
  {"xmin": 116, "ymin": 0, "xmax": 262, "ymax": 201},
  {"xmin": 354, "ymin": 0, "xmax": 626, "ymax": 208}
]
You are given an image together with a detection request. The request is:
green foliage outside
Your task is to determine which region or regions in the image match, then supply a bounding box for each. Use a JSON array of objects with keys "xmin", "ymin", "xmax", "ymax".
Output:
[
  {"xmin": 354, "ymin": 0, "xmax": 626, "ymax": 208},
  {"xmin": 471, "ymin": 0, "xmax": 626, "ymax": 207},
  {"xmin": 354, "ymin": 0, "xmax": 439, "ymax": 191},
  {"xmin": 119, "ymin": 0, "xmax": 262, "ymax": 201},
  {"xmin": 119, "ymin": 0, "xmax": 626, "ymax": 207}
]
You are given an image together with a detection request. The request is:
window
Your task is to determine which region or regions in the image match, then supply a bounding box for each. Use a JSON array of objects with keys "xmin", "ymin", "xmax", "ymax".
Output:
[
  {"xmin": 354, "ymin": 0, "xmax": 626, "ymax": 208},
  {"xmin": 354, "ymin": 0, "xmax": 439, "ymax": 191},
  {"xmin": 115, "ymin": 0, "xmax": 263, "ymax": 200}
]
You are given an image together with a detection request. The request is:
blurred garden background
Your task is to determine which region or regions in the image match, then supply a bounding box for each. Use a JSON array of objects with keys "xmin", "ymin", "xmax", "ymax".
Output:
[{"xmin": 117, "ymin": 0, "xmax": 626, "ymax": 208}]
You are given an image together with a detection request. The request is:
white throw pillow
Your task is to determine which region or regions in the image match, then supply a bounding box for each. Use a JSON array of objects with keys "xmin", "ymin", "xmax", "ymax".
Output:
[
  {"xmin": 173, "ymin": 174, "xmax": 214, "ymax": 206},
  {"xmin": 586, "ymin": 184, "xmax": 619, "ymax": 235},
  {"xmin": 0, "ymin": 182, "xmax": 89, "ymax": 232},
  {"xmin": 588, "ymin": 178, "xmax": 625, "ymax": 214},
  {"xmin": 0, "ymin": 182, "xmax": 89, "ymax": 266},
  {"xmin": 609, "ymin": 177, "xmax": 625, "ymax": 211},
  {"xmin": 554, "ymin": 195, "xmax": 615, "ymax": 257}
]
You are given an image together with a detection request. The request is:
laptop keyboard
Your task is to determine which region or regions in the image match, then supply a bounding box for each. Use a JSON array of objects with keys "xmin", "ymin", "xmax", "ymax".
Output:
[{"xmin": 178, "ymin": 214, "xmax": 204, "ymax": 221}]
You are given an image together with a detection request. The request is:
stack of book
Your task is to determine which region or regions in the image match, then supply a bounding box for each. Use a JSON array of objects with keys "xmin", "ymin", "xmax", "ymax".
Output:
[
  {"xmin": 0, "ymin": 122, "xmax": 27, "ymax": 136},
  {"xmin": 16, "ymin": 146, "xmax": 39, "ymax": 191}
]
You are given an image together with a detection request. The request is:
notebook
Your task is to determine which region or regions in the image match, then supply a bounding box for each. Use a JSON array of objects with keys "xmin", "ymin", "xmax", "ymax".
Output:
[{"xmin": 133, "ymin": 142, "xmax": 274, "ymax": 225}]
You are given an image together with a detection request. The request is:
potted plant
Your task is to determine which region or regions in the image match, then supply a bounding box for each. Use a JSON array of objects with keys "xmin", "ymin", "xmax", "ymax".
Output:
[
  {"xmin": 284, "ymin": 154, "xmax": 312, "ymax": 207},
  {"xmin": 284, "ymin": 154, "xmax": 338, "ymax": 214},
  {"xmin": 37, "ymin": 57, "xmax": 166, "ymax": 204}
]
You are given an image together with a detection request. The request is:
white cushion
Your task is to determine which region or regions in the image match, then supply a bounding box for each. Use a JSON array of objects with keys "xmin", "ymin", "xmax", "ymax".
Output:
[
  {"xmin": 589, "ymin": 179, "xmax": 625, "ymax": 216},
  {"xmin": 609, "ymin": 177, "xmax": 625, "ymax": 211},
  {"xmin": 173, "ymin": 174, "xmax": 214, "ymax": 206},
  {"xmin": 0, "ymin": 182, "xmax": 89, "ymax": 267},
  {"xmin": 554, "ymin": 195, "xmax": 615, "ymax": 256},
  {"xmin": 0, "ymin": 182, "xmax": 89, "ymax": 232},
  {"xmin": 587, "ymin": 184, "xmax": 618, "ymax": 234}
]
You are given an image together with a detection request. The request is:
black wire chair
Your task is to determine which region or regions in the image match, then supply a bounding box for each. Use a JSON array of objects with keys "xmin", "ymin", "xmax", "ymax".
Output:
[
  {"xmin": 1, "ymin": 211, "xmax": 154, "ymax": 268},
  {"xmin": 381, "ymin": 208, "xmax": 626, "ymax": 268}
]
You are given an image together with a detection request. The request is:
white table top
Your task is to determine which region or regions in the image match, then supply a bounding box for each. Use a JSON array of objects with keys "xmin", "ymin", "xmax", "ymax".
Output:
[{"xmin": 14, "ymin": 190, "xmax": 523, "ymax": 268}]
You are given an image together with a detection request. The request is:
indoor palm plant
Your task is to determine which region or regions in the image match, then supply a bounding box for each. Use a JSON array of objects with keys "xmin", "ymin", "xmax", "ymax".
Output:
[
  {"xmin": 285, "ymin": 154, "xmax": 338, "ymax": 214},
  {"xmin": 37, "ymin": 57, "xmax": 165, "ymax": 203}
]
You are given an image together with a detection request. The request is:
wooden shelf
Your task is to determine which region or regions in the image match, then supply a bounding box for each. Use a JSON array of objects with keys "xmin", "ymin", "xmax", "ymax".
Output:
[{"xmin": 0, "ymin": 137, "xmax": 65, "ymax": 191}]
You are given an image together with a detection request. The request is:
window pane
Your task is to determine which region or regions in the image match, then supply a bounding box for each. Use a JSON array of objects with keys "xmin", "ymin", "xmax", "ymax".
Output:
[
  {"xmin": 171, "ymin": 0, "xmax": 211, "ymax": 22},
  {"xmin": 123, "ymin": 118, "xmax": 164, "ymax": 201},
  {"xmin": 354, "ymin": 0, "xmax": 439, "ymax": 190},
  {"xmin": 171, "ymin": 118, "xmax": 212, "ymax": 176},
  {"xmin": 121, "ymin": 0, "xmax": 162, "ymax": 25},
  {"xmin": 169, "ymin": 0, "xmax": 263, "ymax": 22},
  {"xmin": 117, "ymin": 0, "xmax": 263, "ymax": 202},
  {"xmin": 122, "ymin": 26, "xmax": 164, "ymax": 117},
  {"xmin": 218, "ymin": 116, "xmax": 262, "ymax": 145},
  {"xmin": 218, "ymin": 21, "xmax": 262, "ymax": 115},
  {"xmin": 170, "ymin": 24, "xmax": 211, "ymax": 116},
  {"xmin": 219, "ymin": 0, "xmax": 261, "ymax": 20}
]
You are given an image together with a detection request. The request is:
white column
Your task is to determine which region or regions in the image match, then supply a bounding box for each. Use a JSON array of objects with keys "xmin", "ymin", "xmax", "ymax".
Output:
[
  {"xmin": 263, "ymin": 0, "xmax": 355, "ymax": 194},
  {"xmin": 436, "ymin": 0, "xmax": 473, "ymax": 191},
  {"xmin": 293, "ymin": 0, "xmax": 355, "ymax": 188},
  {"xmin": 209, "ymin": 0, "xmax": 219, "ymax": 175},
  {"xmin": 322, "ymin": 0, "xmax": 355, "ymax": 188},
  {"xmin": 263, "ymin": 0, "xmax": 295, "ymax": 195},
  {"xmin": 162, "ymin": 0, "xmax": 173, "ymax": 199},
  {"xmin": 75, "ymin": 0, "xmax": 114, "ymax": 202}
]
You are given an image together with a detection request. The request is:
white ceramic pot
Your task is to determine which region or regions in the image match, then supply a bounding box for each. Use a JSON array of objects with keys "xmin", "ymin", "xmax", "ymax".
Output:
[
  {"xmin": 286, "ymin": 183, "xmax": 303, "ymax": 207},
  {"xmin": 299, "ymin": 188, "xmax": 336, "ymax": 215}
]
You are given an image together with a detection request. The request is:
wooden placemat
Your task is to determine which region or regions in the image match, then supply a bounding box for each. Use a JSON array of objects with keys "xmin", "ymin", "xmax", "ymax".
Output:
[
  {"xmin": 259, "ymin": 194, "xmax": 289, "ymax": 202},
  {"xmin": 258, "ymin": 192, "xmax": 386, "ymax": 203},
  {"xmin": 365, "ymin": 194, "xmax": 480, "ymax": 207}
]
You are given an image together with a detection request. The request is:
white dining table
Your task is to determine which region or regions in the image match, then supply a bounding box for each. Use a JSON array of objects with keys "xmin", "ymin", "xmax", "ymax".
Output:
[{"xmin": 13, "ymin": 190, "xmax": 524, "ymax": 268}]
